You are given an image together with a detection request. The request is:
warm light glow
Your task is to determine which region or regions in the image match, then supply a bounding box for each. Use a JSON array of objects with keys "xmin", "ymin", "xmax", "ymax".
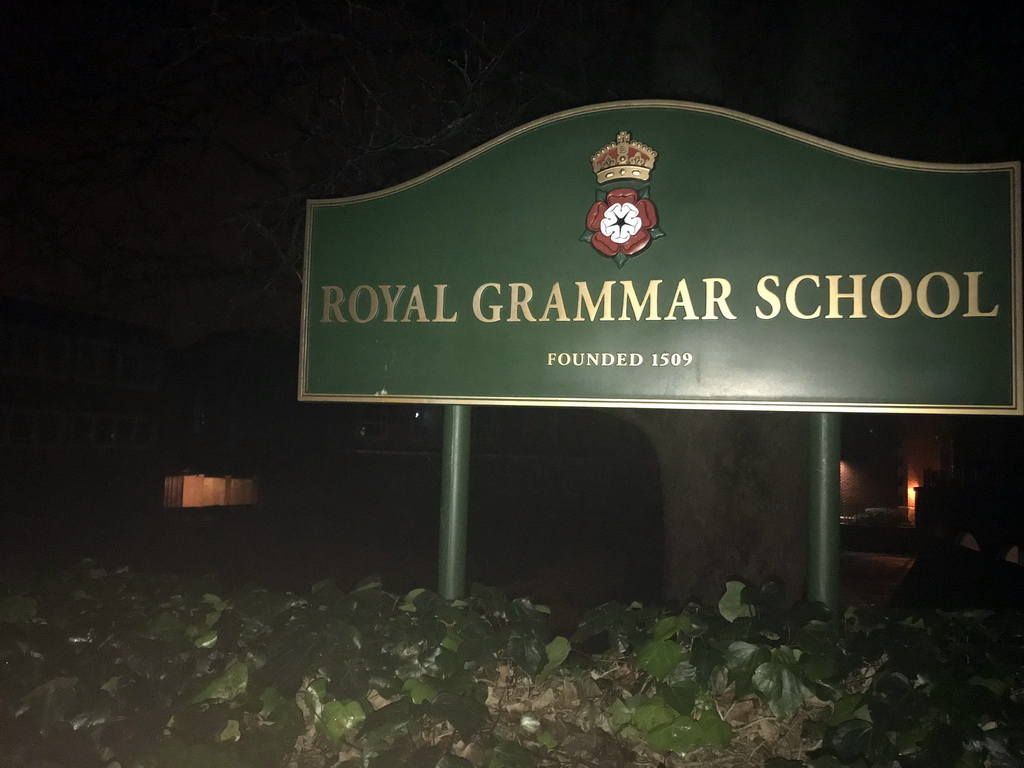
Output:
[{"xmin": 164, "ymin": 475, "xmax": 257, "ymax": 507}]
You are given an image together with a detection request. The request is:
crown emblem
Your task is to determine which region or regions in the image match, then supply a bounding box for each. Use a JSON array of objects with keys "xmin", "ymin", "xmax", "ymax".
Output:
[{"xmin": 590, "ymin": 131, "xmax": 658, "ymax": 183}]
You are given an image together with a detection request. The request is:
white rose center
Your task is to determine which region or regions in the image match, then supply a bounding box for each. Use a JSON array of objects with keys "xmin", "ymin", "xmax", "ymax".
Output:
[{"xmin": 599, "ymin": 202, "xmax": 642, "ymax": 244}]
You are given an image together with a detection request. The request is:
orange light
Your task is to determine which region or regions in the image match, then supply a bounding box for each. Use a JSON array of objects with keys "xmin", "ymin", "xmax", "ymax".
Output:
[{"xmin": 164, "ymin": 475, "xmax": 257, "ymax": 507}]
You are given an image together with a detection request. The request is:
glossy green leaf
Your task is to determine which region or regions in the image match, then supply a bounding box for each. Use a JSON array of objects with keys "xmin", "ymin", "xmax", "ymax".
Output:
[
  {"xmin": 304, "ymin": 678, "xmax": 328, "ymax": 717},
  {"xmin": 645, "ymin": 716, "xmax": 700, "ymax": 754},
  {"xmin": 536, "ymin": 636, "xmax": 570, "ymax": 681},
  {"xmin": 320, "ymin": 699, "xmax": 366, "ymax": 742},
  {"xmin": 191, "ymin": 661, "xmax": 248, "ymax": 703},
  {"xmin": 718, "ymin": 581, "xmax": 754, "ymax": 622},
  {"xmin": 753, "ymin": 653, "xmax": 813, "ymax": 721},
  {"xmin": 202, "ymin": 593, "xmax": 228, "ymax": 612},
  {"xmin": 724, "ymin": 640, "xmax": 769, "ymax": 691},
  {"xmin": 827, "ymin": 692, "xmax": 868, "ymax": 726},
  {"xmin": 662, "ymin": 683, "xmax": 697, "ymax": 716},
  {"xmin": 653, "ymin": 615, "xmax": 692, "ymax": 640},
  {"xmin": 633, "ymin": 701, "xmax": 678, "ymax": 733},
  {"xmin": 440, "ymin": 626, "xmax": 461, "ymax": 652},
  {"xmin": 217, "ymin": 719, "xmax": 240, "ymax": 742},
  {"xmin": 403, "ymin": 677, "xmax": 439, "ymax": 704},
  {"xmin": 636, "ymin": 638, "xmax": 683, "ymax": 679},
  {"xmin": 694, "ymin": 708, "xmax": 733, "ymax": 748},
  {"xmin": 194, "ymin": 630, "xmax": 218, "ymax": 648}
]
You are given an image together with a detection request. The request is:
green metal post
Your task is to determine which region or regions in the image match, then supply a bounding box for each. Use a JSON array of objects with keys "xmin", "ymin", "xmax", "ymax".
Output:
[
  {"xmin": 808, "ymin": 412, "xmax": 841, "ymax": 610},
  {"xmin": 439, "ymin": 404, "xmax": 471, "ymax": 599}
]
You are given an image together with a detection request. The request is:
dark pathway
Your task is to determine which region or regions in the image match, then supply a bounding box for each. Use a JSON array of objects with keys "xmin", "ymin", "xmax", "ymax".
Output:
[{"xmin": 840, "ymin": 552, "xmax": 915, "ymax": 606}]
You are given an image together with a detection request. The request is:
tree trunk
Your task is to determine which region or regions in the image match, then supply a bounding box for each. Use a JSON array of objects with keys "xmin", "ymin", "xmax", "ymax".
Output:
[{"xmin": 621, "ymin": 410, "xmax": 809, "ymax": 605}]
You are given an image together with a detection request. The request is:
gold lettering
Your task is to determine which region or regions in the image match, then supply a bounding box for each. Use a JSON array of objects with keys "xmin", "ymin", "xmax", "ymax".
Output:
[
  {"xmin": 916, "ymin": 272, "xmax": 960, "ymax": 318},
  {"xmin": 401, "ymin": 285, "xmax": 430, "ymax": 323},
  {"xmin": 574, "ymin": 281, "xmax": 616, "ymax": 321},
  {"xmin": 321, "ymin": 286, "xmax": 346, "ymax": 323},
  {"xmin": 539, "ymin": 283, "xmax": 570, "ymax": 322},
  {"xmin": 782, "ymin": 274, "xmax": 823, "ymax": 319},
  {"xmin": 755, "ymin": 275, "xmax": 781, "ymax": 319},
  {"xmin": 665, "ymin": 279, "xmax": 699, "ymax": 320},
  {"xmin": 348, "ymin": 285, "xmax": 379, "ymax": 323},
  {"xmin": 825, "ymin": 274, "xmax": 867, "ymax": 318},
  {"xmin": 508, "ymin": 283, "xmax": 537, "ymax": 322},
  {"xmin": 703, "ymin": 278, "xmax": 737, "ymax": 320},
  {"xmin": 963, "ymin": 271, "xmax": 999, "ymax": 317},
  {"xmin": 619, "ymin": 279, "xmax": 663, "ymax": 321},
  {"xmin": 870, "ymin": 273, "xmax": 912, "ymax": 319},
  {"xmin": 473, "ymin": 283, "xmax": 502, "ymax": 323},
  {"xmin": 379, "ymin": 285, "xmax": 406, "ymax": 322},
  {"xmin": 433, "ymin": 284, "xmax": 458, "ymax": 322}
]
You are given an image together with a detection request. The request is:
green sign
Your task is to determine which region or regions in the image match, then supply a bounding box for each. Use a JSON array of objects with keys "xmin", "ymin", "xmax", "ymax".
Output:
[{"xmin": 300, "ymin": 101, "xmax": 1022, "ymax": 414}]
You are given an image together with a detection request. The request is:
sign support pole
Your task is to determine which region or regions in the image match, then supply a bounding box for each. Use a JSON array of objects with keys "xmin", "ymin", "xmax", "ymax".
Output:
[
  {"xmin": 439, "ymin": 404, "xmax": 471, "ymax": 599},
  {"xmin": 808, "ymin": 412, "xmax": 841, "ymax": 610}
]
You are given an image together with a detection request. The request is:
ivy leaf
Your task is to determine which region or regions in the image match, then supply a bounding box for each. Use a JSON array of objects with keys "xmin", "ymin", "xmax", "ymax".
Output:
[
  {"xmin": 608, "ymin": 698, "xmax": 635, "ymax": 731},
  {"xmin": 259, "ymin": 686, "xmax": 287, "ymax": 717},
  {"xmin": 361, "ymin": 700, "xmax": 423, "ymax": 751},
  {"xmin": 320, "ymin": 699, "xmax": 366, "ymax": 743},
  {"xmin": 202, "ymin": 593, "xmax": 227, "ymax": 612},
  {"xmin": 303, "ymin": 678, "xmax": 328, "ymax": 717},
  {"xmin": 217, "ymin": 719, "xmax": 240, "ymax": 742},
  {"xmin": 753, "ymin": 652, "xmax": 813, "ymax": 721},
  {"xmin": 636, "ymin": 639, "xmax": 683, "ymax": 679},
  {"xmin": 662, "ymin": 683, "xmax": 697, "ymax": 716},
  {"xmin": 191, "ymin": 662, "xmax": 248, "ymax": 704},
  {"xmin": 633, "ymin": 702, "xmax": 678, "ymax": 733},
  {"xmin": 431, "ymin": 692, "xmax": 488, "ymax": 740},
  {"xmin": 645, "ymin": 716, "xmax": 701, "ymax": 754},
  {"xmin": 148, "ymin": 610, "xmax": 185, "ymax": 642},
  {"xmin": 827, "ymin": 718, "xmax": 873, "ymax": 761},
  {"xmin": 828, "ymin": 692, "xmax": 868, "ymax": 726},
  {"xmin": 0, "ymin": 595, "xmax": 37, "ymax": 623},
  {"xmin": 403, "ymin": 678, "xmax": 439, "ymax": 705},
  {"xmin": 694, "ymin": 709, "xmax": 733, "ymax": 748},
  {"xmin": 725, "ymin": 641, "xmax": 769, "ymax": 695},
  {"xmin": 194, "ymin": 630, "xmax": 218, "ymax": 648},
  {"xmin": 653, "ymin": 615, "xmax": 692, "ymax": 640},
  {"xmin": 536, "ymin": 636, "xmax": 570, "ymax": 682},
  {"xmin": 718, "ymin": 581, "xmax": 754, "ymax": 623}
]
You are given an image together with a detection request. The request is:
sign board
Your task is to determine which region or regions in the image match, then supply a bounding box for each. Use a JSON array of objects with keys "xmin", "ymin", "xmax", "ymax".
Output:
[{"xmin": 300, "ymin": 101, "xmax": 1022, "ymax": 414}]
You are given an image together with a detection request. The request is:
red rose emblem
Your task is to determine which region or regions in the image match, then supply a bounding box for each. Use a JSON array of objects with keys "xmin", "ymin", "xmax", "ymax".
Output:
[{"xmin": 585, "ymin": 188, "xmax": 659, "ymax": 260}]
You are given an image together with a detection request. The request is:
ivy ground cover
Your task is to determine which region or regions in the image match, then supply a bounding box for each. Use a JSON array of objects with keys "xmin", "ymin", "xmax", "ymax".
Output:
[{"xmin": 2, "ymin": 564, "xmax": 1023, "ymax": 767}]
